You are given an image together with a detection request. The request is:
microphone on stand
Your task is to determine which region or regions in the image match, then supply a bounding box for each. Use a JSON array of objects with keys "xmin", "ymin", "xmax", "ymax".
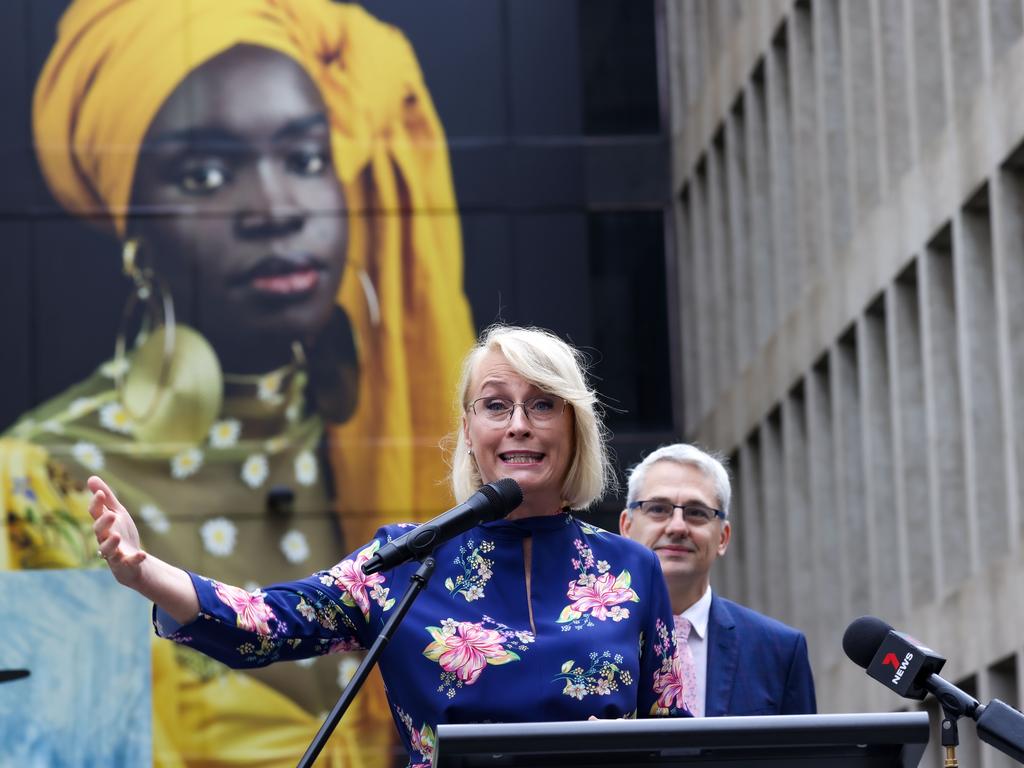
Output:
[
  {"xmin": 362, "ymin": 478, "xmax": 523, "ymax": 575},
  {"xmin": 842, "ymin": 615, "xmax": 1024, "ymax": 763},
  {"xmin": 299, "ymin": 477, "xmax": 522, "ymax": 768}
]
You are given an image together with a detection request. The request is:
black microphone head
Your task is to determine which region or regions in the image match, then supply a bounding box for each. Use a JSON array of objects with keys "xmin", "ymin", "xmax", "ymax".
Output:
[
  {"xmin": 842, "ymin": 615, "xmax": 894, "ymax": 669},
  {"xmin": 491, "ymin": 477, "xmax": 523, "ymax": 511},
  {"xmin": 473, "ymin": 478, "xmax": 523, "ymax": 522}
]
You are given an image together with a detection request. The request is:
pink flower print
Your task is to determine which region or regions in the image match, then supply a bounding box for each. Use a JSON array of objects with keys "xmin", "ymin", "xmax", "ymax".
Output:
[
  {"xmin": 328, "ymin": 637, "xmax": 363, "ymax": 654},
  {"xmin": 423, "ymin": 621, "xmax": 520, "ymax": 685},
  {"xmin": 652, "ymin": 656, "xmax": 688, "ymax": 711},
  {"xmin": 572, "ymin": 538, "xmax": 595, "ymax": 569},
  {"xmin": 213, "ymin": 582, "xmax": 276, "ymax": 636},
  {"xmin": 410, "ymin": 722, "xmax": 436, "ymax": 761},
  {"xmin": 330, "ymin": 542, "xmax": 389, "ymax": 620},
  {"xmin": 560, "ymin": 571, "xmax": 639, "ymax": 622}
]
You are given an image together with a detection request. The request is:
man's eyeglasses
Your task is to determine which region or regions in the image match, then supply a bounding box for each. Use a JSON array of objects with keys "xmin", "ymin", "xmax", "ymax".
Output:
[
  {"xmin": 628, "ymin": 500, "xmax": 725, "ymax": 525},
  {"xmin": 467, "ymin": 395, "xmax": 567, "ymax": 428}
]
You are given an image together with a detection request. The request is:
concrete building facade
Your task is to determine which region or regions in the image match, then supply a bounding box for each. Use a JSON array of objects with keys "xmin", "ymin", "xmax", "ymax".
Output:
[{"xmin": 664, "ymin": 1, "xmax": 1024, "ymax": 764}]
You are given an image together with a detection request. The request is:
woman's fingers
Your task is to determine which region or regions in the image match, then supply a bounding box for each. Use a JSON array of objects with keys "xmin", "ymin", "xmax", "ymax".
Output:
[
  {"xmin": 88, "ymin": 487, "xmax": 109, "ymax": 522},
  {"xmin": 87, "ymin": 475, "xmax": 126, "ymax": 514},
  {"xmin": 89, "ymin": 478, "xmax": 134, "ymax": 553},
  {"xmin": 99, "ymin": 531, "xmax": 145, "ymax": 566},
  {"xmin": 98, "ymin": 531, "xmax": 121, "ymax": 561},
  {"xmin": 86, "ymin": 476, "xmax": 148, "ymax": 587},
  {"xmin": 93, "ymin": 503, "xmax": 116, "ymax": 537},
  {"xmin": 125, "ymin": 549, "xmax": 147, "ymax": 567},
  {"xmin": 87, "ymin": 474, "xmax": 113, "ymax": 497}
]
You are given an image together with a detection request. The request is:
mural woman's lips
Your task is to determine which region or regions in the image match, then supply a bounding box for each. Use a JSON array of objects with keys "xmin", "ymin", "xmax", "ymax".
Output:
[
  {"xmin": 251, "ymin": 268, "xmax": 321, "ymax": 295},
  {"xmin": 231, "ymin": 253, "xmax": 327, "ymax": 297}
]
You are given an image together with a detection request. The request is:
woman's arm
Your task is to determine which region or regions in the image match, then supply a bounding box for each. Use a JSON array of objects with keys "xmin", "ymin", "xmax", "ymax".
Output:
[
  {"xmin": 90, "ymin": 474, "xmax": 392, "ymax": 670},
  {"xmin": 638, "ymin": 548, "xmax": 689, "ymax": 717},
  {"xmin": 88, "ymin": 475, "xmax": 199, "ymax": 625}
]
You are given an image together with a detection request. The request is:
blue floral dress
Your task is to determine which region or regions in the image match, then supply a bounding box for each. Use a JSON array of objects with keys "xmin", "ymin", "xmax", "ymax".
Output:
[{"xmin": 157, "ymin": 512, "xmax": 688, "ymax": 766}]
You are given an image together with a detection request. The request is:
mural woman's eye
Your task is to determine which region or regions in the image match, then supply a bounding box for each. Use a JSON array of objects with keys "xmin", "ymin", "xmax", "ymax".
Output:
[
  {"xmin": 289, "ymin": 148, "xmax": 328, "ymax": 177},
  {"xmin": 178, "ymin": 162, "xmax": 229, "ymax": 194}
]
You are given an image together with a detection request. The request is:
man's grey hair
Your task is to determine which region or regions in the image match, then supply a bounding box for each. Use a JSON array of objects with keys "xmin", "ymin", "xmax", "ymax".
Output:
[{"xmin": 624, "ymin": 443, "xmax": 731, "ymax": 518}]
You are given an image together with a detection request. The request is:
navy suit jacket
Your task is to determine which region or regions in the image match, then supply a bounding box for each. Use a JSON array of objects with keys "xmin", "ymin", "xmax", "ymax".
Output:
[{"xmin": 704, "ymin": 593, "xmax": 817, "ymax": 716}]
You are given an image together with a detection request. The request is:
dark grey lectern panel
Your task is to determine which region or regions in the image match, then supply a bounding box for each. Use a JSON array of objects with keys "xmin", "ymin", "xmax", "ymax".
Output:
[{"xmin": 433, "ymin": 712, "xmax": 930, "ymax": 768}]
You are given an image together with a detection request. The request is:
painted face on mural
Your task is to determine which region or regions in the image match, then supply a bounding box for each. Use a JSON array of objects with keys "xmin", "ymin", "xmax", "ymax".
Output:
[{"xmin": 129, "ymin": 44, "xmax": 348, "ymax": 373}]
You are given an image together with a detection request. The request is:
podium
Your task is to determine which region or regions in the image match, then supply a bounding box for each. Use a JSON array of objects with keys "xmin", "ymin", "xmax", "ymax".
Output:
[{"xmin": 434, "ymin": 712, "xmax": 930, "ymax": 768}]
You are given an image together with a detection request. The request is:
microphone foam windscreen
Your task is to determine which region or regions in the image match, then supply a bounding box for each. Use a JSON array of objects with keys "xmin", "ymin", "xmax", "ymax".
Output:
[
  {"xmin": 491, "ymin": 477, "xmax": 524, "ymax": 511},
  {"xmin": 842, "ymin": 616, "xmax": 893, "ymax": 669}
]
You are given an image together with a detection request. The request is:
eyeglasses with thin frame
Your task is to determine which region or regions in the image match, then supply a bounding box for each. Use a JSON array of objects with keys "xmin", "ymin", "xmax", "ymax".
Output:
[
  {"xmin": 628, "ymin": 500, "xmax": 725, "ymax": 525},
  {"xmin": 467, "ymin": 395, "xmax": 568, "ymax": 428}
]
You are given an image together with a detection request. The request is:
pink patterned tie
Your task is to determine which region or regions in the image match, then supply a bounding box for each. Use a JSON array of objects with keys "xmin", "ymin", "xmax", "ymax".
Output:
[{"xmin": 675, "ymin": 615, "xmax": 700, "ymax": 716}]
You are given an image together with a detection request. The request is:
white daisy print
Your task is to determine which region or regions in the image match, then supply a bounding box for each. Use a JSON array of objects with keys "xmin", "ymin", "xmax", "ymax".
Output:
[
  {"xmin": 171, "ymin": 448, "xmax": 203, "ymax": 479},
  {"xmin": 42, "ymin": 419, "xmax": 64, "ymax": 434},
  {"xmin": 99, "ymin": 402, "xmax": 133, "ymax": 435},
  {"xmin": 258, "ymin": 371, "xmax": 284, "ymax": 403},
  {"xmin": 294, "ymin": 450, "xmax": 318, "ymax": 487},
  {"xmin": 286, "ymin": 400, "xmax": 302, "ymax": 423},
  {"xmin": 337, "ymin": 657, "xmax": 360, "ymax": 689},
  {"xmin": 200, "ymin": 517, "xmax": 237, "ymax": 557},
  {"xmin": 208, "ymin": 419, "xmax": 241, "ymax": 448},
  {"xmin": 280, "ymin": 530, "xmax": 310, "ymax": 564},
  {"xmin": 100, "ymin": 357, "xmax": 130, "ymax": 379},
  {"xmin": 241, "ymin": 454, "xmax": 269, "ymax": 488},
  {"xmin": 71, "ymin": 442, "xmax": 104, "ymax": 471},
  {"xmin": 68, "ymin": 397, "xmax": 97, "ymax": 418},
  {"xmin": 139, "ymin": 504, "xmax": 170, "ymax": 534}
]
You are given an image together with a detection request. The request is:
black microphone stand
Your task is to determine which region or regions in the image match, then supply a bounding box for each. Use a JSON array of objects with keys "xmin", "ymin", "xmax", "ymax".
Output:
[
  {"xmin": 927, "ymin": 675, "xmax": 979, "ymax": 768},
  {"xmin": 296, "ymin": 556, "xmax": 437, "ymax": 768},
  {"xmin": 922, "ymin": 673, "xmax": 1024, "ymax": 768},
  {"xmin": 938, "ymin": 701, "xmax": 965, "ymax": 767}
]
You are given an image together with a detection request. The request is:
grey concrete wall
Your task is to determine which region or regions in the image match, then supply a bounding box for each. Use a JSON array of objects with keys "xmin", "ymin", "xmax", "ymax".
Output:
[{"xmin": 665, "ymin": 2, "xmax": 1024, "ymax": 764}]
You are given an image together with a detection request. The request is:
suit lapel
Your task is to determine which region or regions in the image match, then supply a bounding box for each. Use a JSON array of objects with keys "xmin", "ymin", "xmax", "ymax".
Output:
[{"xmin": 704, "ymin": 594, "xmax": 738, "ymax": 717}]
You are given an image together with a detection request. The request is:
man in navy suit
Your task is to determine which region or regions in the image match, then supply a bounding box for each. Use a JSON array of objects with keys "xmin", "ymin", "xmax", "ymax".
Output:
[{"xmin": 620, "ymin": 444, "xmax": 816, "ymax": 716}]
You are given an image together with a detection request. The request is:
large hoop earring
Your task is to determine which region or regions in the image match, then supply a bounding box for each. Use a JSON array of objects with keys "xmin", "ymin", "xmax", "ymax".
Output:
[
  {"xmin": 357, "ymin": 268, "xmax": 381, "ymax": 327},
  {"xmin": 114, "ymin": 239, "xmax": 223, "ymax": 445}
]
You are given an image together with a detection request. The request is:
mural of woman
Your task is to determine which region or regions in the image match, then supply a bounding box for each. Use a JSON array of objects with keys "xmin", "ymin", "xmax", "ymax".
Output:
[{"xmin": 2, "ymin": 0, "xmax": 474, "ymax": 765}]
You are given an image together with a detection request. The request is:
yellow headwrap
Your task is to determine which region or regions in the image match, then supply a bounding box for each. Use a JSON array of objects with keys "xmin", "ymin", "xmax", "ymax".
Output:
[{"xmin": 33, "ymin": 0, "xmax": 475, "ymax": 547}]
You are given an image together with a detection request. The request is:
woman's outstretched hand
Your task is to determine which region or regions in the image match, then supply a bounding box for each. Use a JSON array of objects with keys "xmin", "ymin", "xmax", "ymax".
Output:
[
  {"xmin": 89, "ymin": 475, "xmax": 147, "ymax": 588},
  {"xmin": 87, "ymin": 475, "xmax": 201, "ymax": 625}
]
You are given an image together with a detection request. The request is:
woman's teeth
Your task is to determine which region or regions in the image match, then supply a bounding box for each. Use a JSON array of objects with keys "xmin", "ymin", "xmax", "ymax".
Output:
[{"xmin": 501, "ymin": 454, "xmax": 542, "ymax": 464}]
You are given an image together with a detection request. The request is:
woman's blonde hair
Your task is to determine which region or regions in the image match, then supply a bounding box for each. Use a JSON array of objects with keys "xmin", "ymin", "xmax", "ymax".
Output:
[{"xmin": 450, "ymin": 325, "xmax": 614, "ymax": 509}]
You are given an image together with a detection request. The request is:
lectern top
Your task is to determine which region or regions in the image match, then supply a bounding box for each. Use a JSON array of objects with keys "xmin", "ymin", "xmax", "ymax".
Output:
[{"xmin": 433, "ymin": 711, "xmax": 931, "ymax": 768}]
